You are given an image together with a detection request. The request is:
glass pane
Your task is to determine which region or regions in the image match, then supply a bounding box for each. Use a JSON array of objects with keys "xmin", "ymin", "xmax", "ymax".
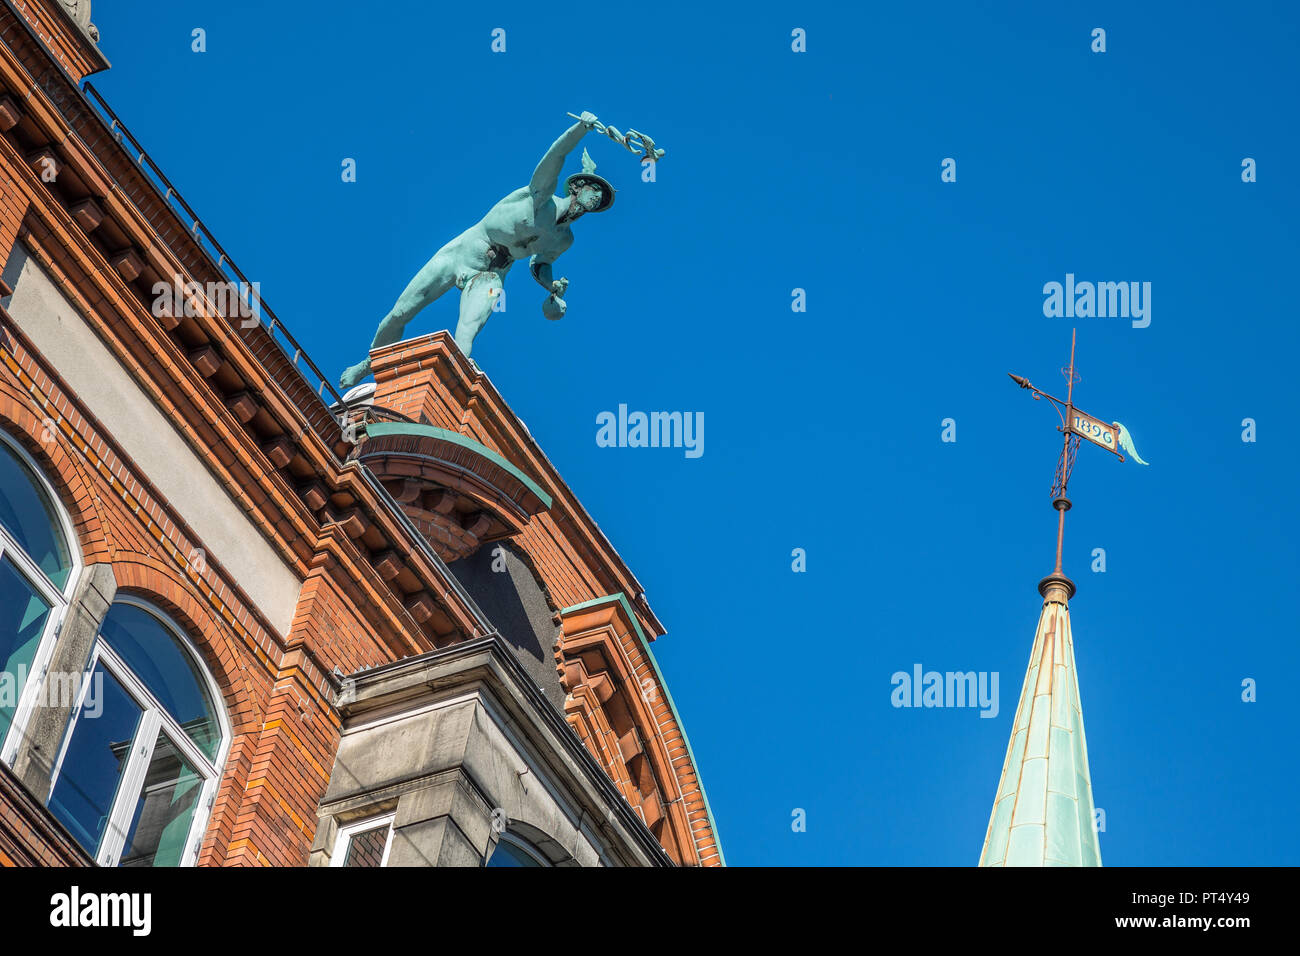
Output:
[
  {"xmin": 486, "ymin": 838, "xmax": 543, "ymax": 867},
  {"xmin": 100, "ymin": 604, "xmax": 221, "ymax": 760},
  {"xmin": 0, "ymin": 555, "xmax": 52, "ymax": 743},
  {"xmin": 119, "ymin": 732, "xmax": 204, "ymax": 867},
  {"xmin": 48, "ymin": 663, "xmax": 143, "ymax": 857},
  {"xmin": 343, "ymin": 824, "xmax": 390, "ymax": 868},
  {"xmin": 0, "ymin": 439, "xmax": 72, "ymax": 589}
]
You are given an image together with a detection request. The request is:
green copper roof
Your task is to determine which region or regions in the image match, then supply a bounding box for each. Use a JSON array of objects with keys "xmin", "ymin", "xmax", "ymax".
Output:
[
  {"xmin": 561, "ymin": 593, "xmax": 725, "ymax": 866},
  {"xmin": 979, "ymin": 596, "xmax": 1102, "ymax": 867},
  {"xmin": 365, "ymin": 422, "xmax": 553, "ymax": 510}
]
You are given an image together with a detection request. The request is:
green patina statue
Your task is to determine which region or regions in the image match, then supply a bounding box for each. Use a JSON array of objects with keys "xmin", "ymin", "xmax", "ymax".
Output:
[{"xmin": 340, "ymin": 112, "xmax": 614, "ymax": 389}]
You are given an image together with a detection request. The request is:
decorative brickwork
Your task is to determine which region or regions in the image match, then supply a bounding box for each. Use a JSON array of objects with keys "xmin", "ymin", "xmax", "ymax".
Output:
[
  {"xmin": 0, "ymin": 0, "xmax": 721, "ymax": 867},
  {"xmin": 0, "ymin": 763, "xmax": 91, "ymax": 867}
]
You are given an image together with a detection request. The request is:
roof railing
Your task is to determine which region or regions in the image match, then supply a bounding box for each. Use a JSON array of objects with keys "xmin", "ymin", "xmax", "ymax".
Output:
[{"xmin": 82, "ymin": 82, "xmax": 344, "ymax": 411}]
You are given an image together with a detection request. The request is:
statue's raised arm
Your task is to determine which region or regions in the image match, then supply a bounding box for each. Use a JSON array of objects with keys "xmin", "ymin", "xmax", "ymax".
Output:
[
  {"xmin": 529, "ymin": 111, "xmax": 597, "ymax": 208},
  {"xmin": 339, "ymin": 110, "xmax": 666, "ymax": 389}
]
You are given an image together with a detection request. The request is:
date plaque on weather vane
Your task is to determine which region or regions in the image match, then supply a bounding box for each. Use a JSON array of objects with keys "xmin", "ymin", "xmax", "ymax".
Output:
[{"xmin": 1066, "ymin": 409, "xmax": 1122, "ymax": 458}]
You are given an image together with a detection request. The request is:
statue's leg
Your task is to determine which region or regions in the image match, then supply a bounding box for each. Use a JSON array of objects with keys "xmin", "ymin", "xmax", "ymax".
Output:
[
  {"xmin": 339, "ymin": 248, "xmax": 459, "ymax": 389},
  {"xmin": 453, "ymin": 270, "xmax": 505, "ymax": 358}
]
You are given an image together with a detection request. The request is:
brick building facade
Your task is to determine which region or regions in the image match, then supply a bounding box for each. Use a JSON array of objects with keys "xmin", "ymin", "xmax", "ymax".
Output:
[{"xmin": 0, "ymin": 0, "xmax": 721, "ymax": 867}]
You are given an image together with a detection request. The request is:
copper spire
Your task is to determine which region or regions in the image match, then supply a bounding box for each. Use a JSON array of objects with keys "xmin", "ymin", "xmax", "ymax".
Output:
[{"xmin": 981, "ymin": 330, "xmax": 1115, "ymax": 867}]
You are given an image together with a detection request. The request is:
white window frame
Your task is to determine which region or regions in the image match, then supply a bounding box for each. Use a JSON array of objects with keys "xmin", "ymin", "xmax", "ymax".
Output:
[
  {"xmin": 47, "ymin": 596, "xmax": 230, "ymax": 867},
  {"xmin": 330, "ymin": 813, "xmax": 396, "ymax": 867},
  {"xmin": 0, "ymin": 429, "xmax": 82, "ymax": 766}
]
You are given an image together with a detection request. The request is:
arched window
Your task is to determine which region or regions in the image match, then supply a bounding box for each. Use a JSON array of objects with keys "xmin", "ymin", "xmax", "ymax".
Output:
[
  {"xmin": 0, "ymin": 430, "xmax": 79, "ymax": 763},
  {"xmin": 485, "ymin": 832, "xmax": 550, "ymax": 867},
  {"xmin": 47, "ymin": 599, "xmax": 229, "ymax": 867}
]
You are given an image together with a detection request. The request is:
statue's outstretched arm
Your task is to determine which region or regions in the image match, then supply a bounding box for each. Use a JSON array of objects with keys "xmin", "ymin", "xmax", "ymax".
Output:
[{"xmin": 529, "ymin": 112, "xmax": 597, "ymax": 206}]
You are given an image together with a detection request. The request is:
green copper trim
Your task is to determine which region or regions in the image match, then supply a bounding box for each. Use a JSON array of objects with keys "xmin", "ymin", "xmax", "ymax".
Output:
[
  {"xmin": 365, "ymin": 422, "xmax": 553, "ymax": 510},
  {"xmin": 561, "ymin": 592, "xmax": 726, "ymax": 866}
]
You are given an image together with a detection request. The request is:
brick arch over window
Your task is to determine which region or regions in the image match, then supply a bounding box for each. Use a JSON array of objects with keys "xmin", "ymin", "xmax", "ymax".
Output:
[
  {"xmin": 0, "ymin": 380, "xmax": 111, "ymax": 560},
  {"xmin": 556, "ymin": 595, "xmax": 721, "ymax": 866},
  {"xmin": 1, "ymin": 379, "xmax": 280, "ymax": 867},
  {"xmin": 109, "ymin": 555, "xmax": 265, "ymax": 867}
]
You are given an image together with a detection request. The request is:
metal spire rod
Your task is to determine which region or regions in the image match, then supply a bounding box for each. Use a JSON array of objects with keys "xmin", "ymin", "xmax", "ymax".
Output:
[
  {"xmin": 1007, "ymin": 328, "xmax": 1143, "ymax": 597},
  {"xmin": 1051, "ymin": 329, "xmax": 1079, "ymax": 577},
  {"xmin": 1003, "ymin": 329, "xmax": 1149, "ymax": 595}
]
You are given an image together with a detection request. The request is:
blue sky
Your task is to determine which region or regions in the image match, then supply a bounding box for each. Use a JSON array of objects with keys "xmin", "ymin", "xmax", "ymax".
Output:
[{"xmin": 89, "ymin": 1, "xmax": 1299, "ymax": 865}]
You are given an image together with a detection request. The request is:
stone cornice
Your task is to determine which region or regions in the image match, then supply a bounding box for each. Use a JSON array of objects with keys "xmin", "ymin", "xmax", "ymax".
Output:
[{"xmin": 337, "ymin": 633, "xmax": 675, "ymax": 867}]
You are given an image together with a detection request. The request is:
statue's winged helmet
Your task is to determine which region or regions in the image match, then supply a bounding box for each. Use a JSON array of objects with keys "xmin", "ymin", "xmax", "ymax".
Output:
[{"xmin": 563, "ymin": 148, "xmax": 615, "ymax": 212}]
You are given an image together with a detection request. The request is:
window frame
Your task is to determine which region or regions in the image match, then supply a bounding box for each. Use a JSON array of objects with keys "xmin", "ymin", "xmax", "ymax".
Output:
[
  {"xmin": 0, "ymin": 429, "xmax": 82, "ymax": 766},
  {"xmin": 46, "ymin": 596, "xmax": 230, "ymax": 867},
  {"xmin": 488, "ymin": 831, "xmax": 552, "ymax": 867},
  {"xmin": 330, "ymin": 813, "xmax": 396, "ymax": 867}
]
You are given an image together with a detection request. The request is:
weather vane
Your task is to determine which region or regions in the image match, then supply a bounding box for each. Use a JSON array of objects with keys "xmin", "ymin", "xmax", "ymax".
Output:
[{"xmin": 1008, "ymin": 328, "xmax": 1148, "ymax": 588}]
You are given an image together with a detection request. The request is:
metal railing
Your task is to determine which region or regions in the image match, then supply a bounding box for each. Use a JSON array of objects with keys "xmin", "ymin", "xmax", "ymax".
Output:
[
  {"xmin": 333, "ymin": 402, "xmax": 416, "ymax": 459},
  {"xmin": 81, "ymin": 82, "xmax": 344, "ymax": 412}
]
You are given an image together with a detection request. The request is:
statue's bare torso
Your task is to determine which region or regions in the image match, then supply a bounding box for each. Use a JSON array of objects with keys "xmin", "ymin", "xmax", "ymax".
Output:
[{"xmin": 478, "ymin": 188, "xmax": 574, "ymax": 266}]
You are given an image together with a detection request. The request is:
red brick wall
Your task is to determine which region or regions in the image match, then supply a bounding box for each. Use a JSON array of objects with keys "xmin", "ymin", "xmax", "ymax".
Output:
[{"xmin": 0, "ymin": 763, "xmax": 91, "ymax": 866}]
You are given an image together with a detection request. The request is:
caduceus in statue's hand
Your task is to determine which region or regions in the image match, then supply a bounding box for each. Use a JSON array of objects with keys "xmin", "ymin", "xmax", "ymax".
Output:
[{"xmin": 339, "ymin": 111, "xmax": 614, "ymax": 389}]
